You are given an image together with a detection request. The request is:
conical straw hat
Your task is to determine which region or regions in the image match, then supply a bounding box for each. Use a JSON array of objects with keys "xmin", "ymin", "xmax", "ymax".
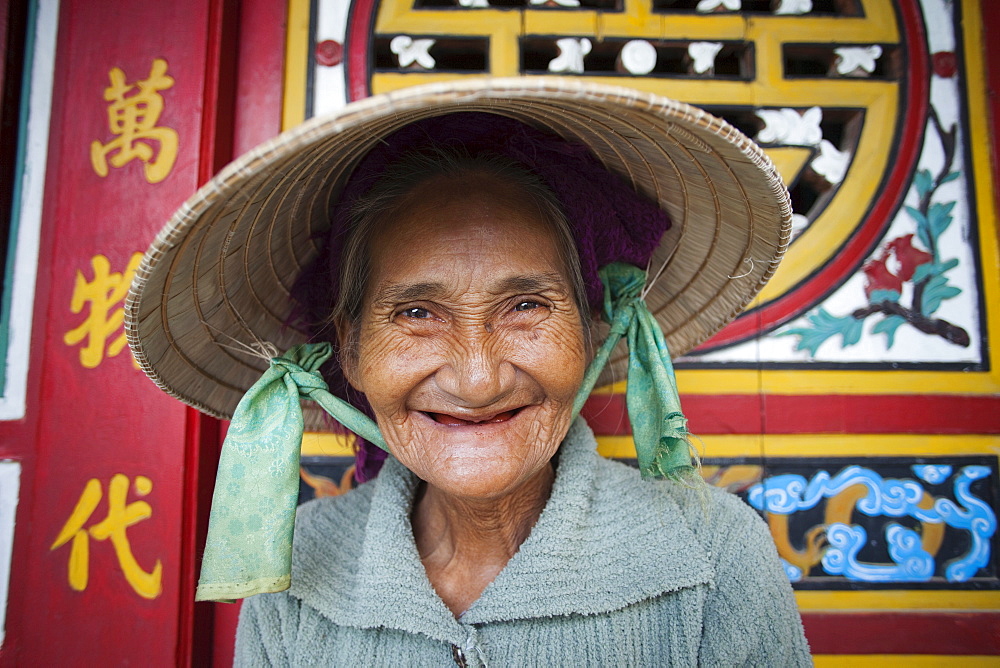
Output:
[{"xmin": 125, "ymin": 77, "xmax": 790, "ymax": 423}]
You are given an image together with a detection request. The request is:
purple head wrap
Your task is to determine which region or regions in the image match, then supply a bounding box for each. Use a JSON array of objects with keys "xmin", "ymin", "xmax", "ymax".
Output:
[{"xmin": 293, "ymin": 112, "xmax": 671, "ymax": 481}]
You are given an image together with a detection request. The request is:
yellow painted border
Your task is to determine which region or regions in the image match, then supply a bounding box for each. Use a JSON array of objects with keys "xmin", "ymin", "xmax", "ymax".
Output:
[
  {"xmin": 305, "ymin": 433, "xmax": 1000, "ymax": 459},
  {"xmin": 302, "ymin": 432, "xmax": 356, "ymax": 457},
  {"xmin": 813, "ymin": 657, "xmax": 999, "ymax": 667},
  {"xmin": 282, "ymin": 0, "xmax": 311, "ymax": 130},
  {"xmin": 796, "ymin": 589, "xmax": 1000, "ymax": 612},
  {"xmin": 596, "ymin": 434, "xmax": 1000, "ymax": 459}
]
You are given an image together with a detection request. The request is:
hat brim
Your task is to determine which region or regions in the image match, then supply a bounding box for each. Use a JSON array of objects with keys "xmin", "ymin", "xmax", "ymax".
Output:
[{"xmin": 125, "ymin": 77, "xmax": 791, "ymax": 423}]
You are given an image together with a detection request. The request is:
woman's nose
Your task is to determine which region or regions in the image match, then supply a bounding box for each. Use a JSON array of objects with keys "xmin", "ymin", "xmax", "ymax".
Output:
[{"xmin": 434, "ymin": 332, "xmax": 515, "ymax": 407}]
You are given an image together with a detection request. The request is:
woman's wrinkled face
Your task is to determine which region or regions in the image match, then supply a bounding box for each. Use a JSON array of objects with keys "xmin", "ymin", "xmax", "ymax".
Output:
[{"xmin": 343, "ymin": 174, "xmax": 588, "ymax": 500}]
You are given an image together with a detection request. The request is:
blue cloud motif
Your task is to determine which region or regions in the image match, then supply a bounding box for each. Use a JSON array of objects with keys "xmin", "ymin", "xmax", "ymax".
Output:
[
  {"xmin": 748, "ymin": 466, "xmax": 924, "ymax": 517},
  {"xmin": 747, "ymin": 473, "xmax": 814, "ymax": 514},
  {"xmin": 912, "ymin": 464, "xmax": 952, "ymax": 485},
  {"xmin": 780, "ymin": 559, "xmax": 803, "ymax": 583},
  {"xmin": 934, "ymin": 466, "xmax": 996, "ymax": 582},
  {"xmin": 748, "ymin": 464, "xmax": 997, "ymax": 583},
  {"xmin": 822, "ymin": 523, "xmax": 934, "ymax": 582}
]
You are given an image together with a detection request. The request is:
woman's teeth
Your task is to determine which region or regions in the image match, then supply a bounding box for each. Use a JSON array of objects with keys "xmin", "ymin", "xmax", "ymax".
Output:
[{"xmin": 428, "ymin": 409, "xmax": 518, "ymax": 426}]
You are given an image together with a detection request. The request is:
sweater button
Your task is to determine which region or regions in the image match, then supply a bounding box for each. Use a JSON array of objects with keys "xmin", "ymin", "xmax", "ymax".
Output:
[{"xmin": 451, "ymin": 644, "xmax": 468, "ymax": 667}]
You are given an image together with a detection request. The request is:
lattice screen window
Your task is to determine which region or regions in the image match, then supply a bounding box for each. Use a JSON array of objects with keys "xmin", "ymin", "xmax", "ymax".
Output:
[{"xmin": 371, "ymin": 0, "xmax": 902, "ymax": 248}]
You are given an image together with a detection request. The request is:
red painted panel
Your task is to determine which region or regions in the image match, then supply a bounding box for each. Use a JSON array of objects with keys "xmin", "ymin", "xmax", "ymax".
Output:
[
  {"xmin": 803, "ymin": 612, "xmax": 1000, "ymax": 655},
  {"xmin": 0, "ymin": 1, "xmax": 217, "ymax": 663},
  {"xmin": 232, "ymin": 0, "xmax": 286, "ymax": 155},
  {"xmin": 582, "ymin": 393, "xmax": 1000, "ymax": 436},
  {"xmin": 761, "ymin": 394, "xmax": 1000, "ymax": 435},
  {"xmin": 212, "ymin": 599, "xmax": 243, "ymax": 665}
]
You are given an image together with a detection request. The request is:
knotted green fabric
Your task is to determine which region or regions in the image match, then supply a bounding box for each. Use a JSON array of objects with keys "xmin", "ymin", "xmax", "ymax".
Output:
[
  {"xmin": 572, "ymin": 262, "xmax": 694, "ymax": 480},
  {"xmin": 196, "ymin": 262, "xmax": 692, "ymax": 602},
  {"xmin": 195, "ymin": 343, "xmax": 388, "ymax": 602}
]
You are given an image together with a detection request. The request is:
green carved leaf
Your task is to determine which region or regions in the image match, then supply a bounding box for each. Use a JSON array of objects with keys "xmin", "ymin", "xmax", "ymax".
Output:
[
  {"xmin": 906, "ymin": 205, "xmax": 933, "ymax": 249},
  {"xmin": 912, "ymin": 257, "xmax": 959, "ymax": 283},
  {"xmin": 778, "ymin": 308, "xmax": 864, "ymax": 356},
  {"xmin": 914, "ymin": 169, "xmax": 933, "ymax": 198},
  {"xmin": 927, "ymin": 201, "xmax": 956, "ymax": 239},
  {"xmin": 872, "ymin": 315, "xmax": 906, "ymax": 348},
  {"xmin": 905, "ymin": 204, "xmax": 928, "ymax": 226},
  {"xmin": 920, "ymin": 275, "xmax": 962, "ymax": 314},
  {"xmin": 840, "ymin": 316, "xmax": 864, "ymax": 347}
]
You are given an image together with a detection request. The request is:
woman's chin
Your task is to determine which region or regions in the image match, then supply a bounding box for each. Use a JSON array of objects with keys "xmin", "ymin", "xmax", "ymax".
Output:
[
  {"xmin": 419, "ymin": 456, "xmax": 547, "ymax": 501},
  {"xmin": 391, "ymin": 408, "xmax": 564, "ymax": 501}
]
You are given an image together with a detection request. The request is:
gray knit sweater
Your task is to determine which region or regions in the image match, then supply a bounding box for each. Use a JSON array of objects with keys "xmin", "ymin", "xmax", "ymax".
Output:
[{"xmin": 235, "ymin": 419, "xmax": 811, "ymax": 666}]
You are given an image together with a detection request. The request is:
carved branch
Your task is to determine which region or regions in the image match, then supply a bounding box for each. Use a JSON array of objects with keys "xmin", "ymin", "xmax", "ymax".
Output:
[{"xmin": 852, "ymin": 301, "xmax": 970, "ymax": 347}]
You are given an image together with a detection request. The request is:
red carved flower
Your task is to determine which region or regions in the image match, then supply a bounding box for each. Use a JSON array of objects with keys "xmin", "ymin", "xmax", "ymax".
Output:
[
  {"xmin": 886, "ymin": 234, "xmax": 933, "ymax": 281},
  {"xmin": 862, "ymin": 254, "xmax": 903, "ymax": 299},
  {"xmin": 932, "ymin": 51, "xmax": 957, "ymax": 78}
]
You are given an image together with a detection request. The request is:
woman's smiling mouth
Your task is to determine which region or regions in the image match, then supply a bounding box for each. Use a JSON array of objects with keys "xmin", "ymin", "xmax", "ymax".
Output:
[{"xmin": 423, "ymin": 408, "xmax": 523, "ymax": 426}]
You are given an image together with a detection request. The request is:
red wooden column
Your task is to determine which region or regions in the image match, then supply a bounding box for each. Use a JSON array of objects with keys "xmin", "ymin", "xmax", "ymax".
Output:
[{"xmin": 0, "ymin": 0, "xmax": 244, "ymax": 662}]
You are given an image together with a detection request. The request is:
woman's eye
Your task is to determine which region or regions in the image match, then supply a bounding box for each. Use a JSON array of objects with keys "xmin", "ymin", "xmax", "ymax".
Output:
[
  {"xmin": 514, "ymin": 301, "xmax": 540, "ymax": 312},
  {"xmin": 401, "ymin": 307, "xmax": 430, "ymax": 319}
]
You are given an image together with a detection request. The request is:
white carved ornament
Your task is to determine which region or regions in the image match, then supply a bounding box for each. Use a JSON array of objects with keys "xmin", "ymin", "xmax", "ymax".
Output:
[
  {"xmin": 810, "ymin": 139, "xmax": 850, "ymax": 184},
  {"xmin": 696, "ymin": 0, "xmax": 741, "ymax": 12},
  {"xmin": 390, "ymin": 35, "xmax": 436, "ymax": 69},
  {"xmin": 688, "ymin": 41, "xmax": 723, "ymax": 74},
  {"xmin": 755, "ymin": 106, "xmax": 823, "ymax": 146},
  {"xmin": 774, "ymin": 0, "xmax": 812, "ymax": 15},
  {"xmin": 548, "ymin": 38, "xmax": 592, "ymax": 74},
  {"xmin": 834, "ymin": 45, "xmax": 883, "ymax": 76},
  {"xmin": 620, "ymin": 40, "xmax": 656, "ymax": 75}
]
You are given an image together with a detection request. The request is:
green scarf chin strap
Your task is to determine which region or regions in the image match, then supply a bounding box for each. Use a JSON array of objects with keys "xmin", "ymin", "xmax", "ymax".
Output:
[
  {"xmin": 195, "ymin": 262, "xmax": 693, "ymax": 602},
  {"xmin": 571, "ymin": 262, "xmax": 694, "ymax": 481},
  {"xmin": 194, "ymin": 343, "xmax": 388, "ymax": 602}
]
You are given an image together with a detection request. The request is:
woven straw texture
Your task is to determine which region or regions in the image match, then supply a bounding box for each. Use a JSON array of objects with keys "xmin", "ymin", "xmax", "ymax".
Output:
[{"xmin": 125, "ymin": 77, "xmax": 791, "ymax": 423}]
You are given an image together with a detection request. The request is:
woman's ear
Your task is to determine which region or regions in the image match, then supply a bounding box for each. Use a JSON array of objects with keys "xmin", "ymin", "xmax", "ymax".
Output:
[{"xmin": 334, "ymin": 316, "xmax": 363, "ymax": 392}]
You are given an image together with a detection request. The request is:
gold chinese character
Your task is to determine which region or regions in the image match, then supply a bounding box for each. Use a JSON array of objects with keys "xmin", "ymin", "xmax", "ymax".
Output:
[
  {"xmin": 64, "ymin": 252, "xmax": 142, "ymax": 368},
  {"xmin": 90, "ymin": 58, "xmax": 179, "ymax": 184},
  {"xmin": 51, "ymin": 474, "xmax": 162, "ymax": 599}
]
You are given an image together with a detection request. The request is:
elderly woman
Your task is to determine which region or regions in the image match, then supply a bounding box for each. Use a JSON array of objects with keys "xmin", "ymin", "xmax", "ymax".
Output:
[{"xmin": 127, "ymin": 79, "xmax": 810, "ymax": 665}]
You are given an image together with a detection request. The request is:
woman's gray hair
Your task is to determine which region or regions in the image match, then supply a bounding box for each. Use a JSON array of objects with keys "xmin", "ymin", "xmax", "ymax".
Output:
[{"xmin": 331, "ymin": 148, "xmax": 592, "ymax": 349}]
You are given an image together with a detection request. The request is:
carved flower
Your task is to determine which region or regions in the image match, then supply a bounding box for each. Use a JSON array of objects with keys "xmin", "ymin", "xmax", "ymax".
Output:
[
  {"xmin": 932, "ymin": 51, "xmax": 957, "ymax": 78},
  {"xmin": 862, "ymin": 254, "xmax": 903, "ymax": 300},
  {"xmin": 886, "ymin": 234, "xmax": 933, "ymax": 281}
]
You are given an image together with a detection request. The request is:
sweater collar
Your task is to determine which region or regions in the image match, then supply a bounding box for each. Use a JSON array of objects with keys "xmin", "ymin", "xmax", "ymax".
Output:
[{"xmin": 289, "ymin": 419, "xmax": 713, "ymax": 639}]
